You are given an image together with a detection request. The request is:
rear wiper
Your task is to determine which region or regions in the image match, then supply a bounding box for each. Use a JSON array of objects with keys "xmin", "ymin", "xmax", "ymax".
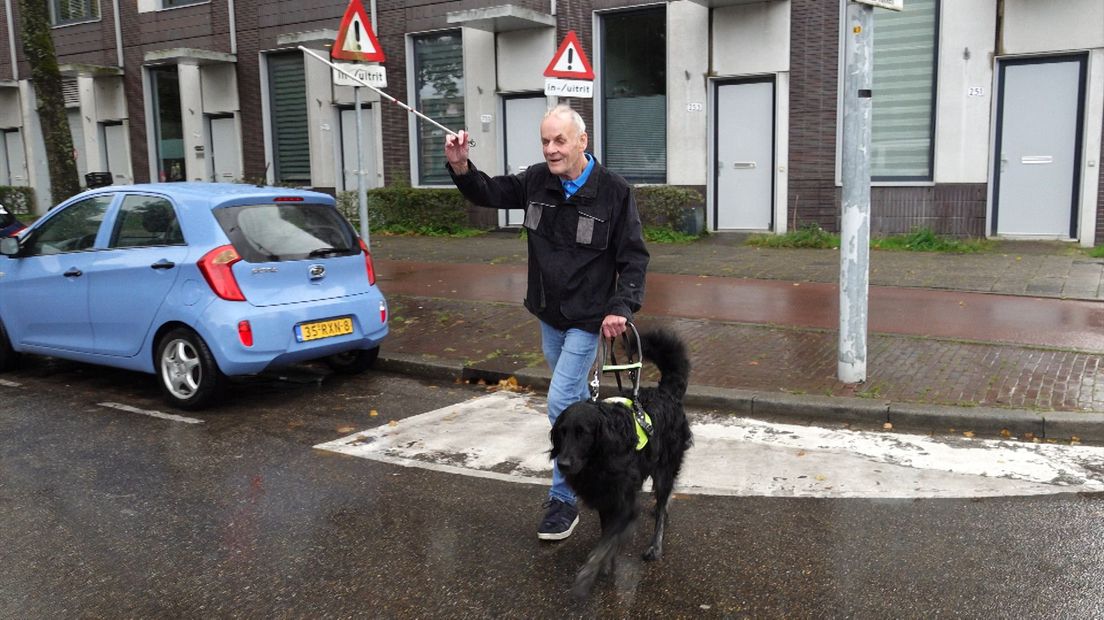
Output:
[{"xmin": 308, "ymin": 246, "xmax": 343, "ymax": 258}]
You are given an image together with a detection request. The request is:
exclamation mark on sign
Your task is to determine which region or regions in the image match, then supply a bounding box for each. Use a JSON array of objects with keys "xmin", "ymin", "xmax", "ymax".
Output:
[
  {"xmin": 567, "ymin": 47, "xmax": 574, "ymax": 71},
  {"xmin": 353, "ymin": 21, "xmax": 362, "ymax": 51}
]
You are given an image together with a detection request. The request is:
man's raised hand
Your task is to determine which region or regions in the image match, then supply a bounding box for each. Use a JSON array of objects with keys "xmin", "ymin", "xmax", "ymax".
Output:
[{"xmin": 444, "ymin": 129, "xmax": 470, "ymax": 174}]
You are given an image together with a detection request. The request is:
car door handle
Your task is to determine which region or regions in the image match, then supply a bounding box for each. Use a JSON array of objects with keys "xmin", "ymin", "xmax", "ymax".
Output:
[
  {"xmin": 63, "ymin": 268, "xmax": 82, "ymax": 278},
  {"xmin": 150, "ymin": 259, "xmax": 176, "ymax": 270}
]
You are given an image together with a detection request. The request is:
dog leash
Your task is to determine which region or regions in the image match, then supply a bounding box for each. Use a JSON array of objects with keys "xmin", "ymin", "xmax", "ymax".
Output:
[{"xmin": 589, "ymin": 322, "xmax": 654, "ymax": 439}]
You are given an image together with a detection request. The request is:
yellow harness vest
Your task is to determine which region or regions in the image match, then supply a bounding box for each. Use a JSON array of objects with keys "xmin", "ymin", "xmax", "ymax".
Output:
[{"xmin": 602, "ymin": 396, "xmax": 652, "ymax": 451}]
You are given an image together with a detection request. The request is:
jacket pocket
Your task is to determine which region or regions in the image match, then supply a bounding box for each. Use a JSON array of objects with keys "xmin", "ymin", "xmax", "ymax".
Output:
[
  {"xmin": 575, "ymin": 206, "xmax": 610, "ymax": 251},
  {"xmin": 524, "ymin": 201, "xmax": 555, "ymax": 231}
]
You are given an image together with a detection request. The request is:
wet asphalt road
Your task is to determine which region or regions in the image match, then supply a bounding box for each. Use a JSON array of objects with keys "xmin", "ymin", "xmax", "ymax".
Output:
[{"xmin": 3, "ymin": 360, "xmax": 1104, "ymax": 618}]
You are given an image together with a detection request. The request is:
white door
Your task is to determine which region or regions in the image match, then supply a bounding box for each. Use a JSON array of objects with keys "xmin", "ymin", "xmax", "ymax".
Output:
[
  {"xmin": 3, "ymin": 129, "xmax": 27, "ymax": 186},
  {"xmin": 715, "ymin": 80, "xmax": 774, "ymax": 230},
  {"xmin": 993, "ymin": 56, "xmax": 1085, "ymax": 238},
  {"xmin": 341, "ymin": 105, "xmax": 380, "ymax": 191},
  {"xmin": 209, "ymin": 115, "xmax": 240, "ymax": 182},
  {"xmin": 102, "ymin": 122, "xmax": 132, "ymax": 185},
  {"xmin": 502, "ymin": 95, "xmax": 546, "ymax": 227}
]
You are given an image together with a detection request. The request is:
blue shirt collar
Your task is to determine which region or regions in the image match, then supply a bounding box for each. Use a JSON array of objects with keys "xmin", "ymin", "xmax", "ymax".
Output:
[{"xmin": 560, "ymin": 153, "xmax": 595, "ymax": 198}]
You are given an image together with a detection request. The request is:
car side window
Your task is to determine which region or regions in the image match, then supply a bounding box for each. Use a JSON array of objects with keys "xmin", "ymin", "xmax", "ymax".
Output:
[
  {"xmin": 110, "ymin": 195, "xmax": 185, "ymax": 248},
  {"xmin": 22, "ymin": 195, "xmax": 114, "ymax": 256}
]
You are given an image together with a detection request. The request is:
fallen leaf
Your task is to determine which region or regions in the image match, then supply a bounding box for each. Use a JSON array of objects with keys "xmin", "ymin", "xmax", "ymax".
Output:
[
  {"xmin": 815, "ymin": 474, "xmax": 827, "ymax": 482},
  {"xmin": 369, "ymin": 409, "xmax": 379, "ymax": 417},
  {"xmin": 748, "ymin": 361, "xmax": 759, "ymax": 366},
  {"xmin": 1000, "ymin": 429, "xmax": 1012, "ymax": 438},
  {"xmin": 288, "ymin": 419, "xmax": 305, "ymax": 429},
  {"xmin": 1023, "ymin": 432, "xmax": 1035, "ymax": 441},
  {"xmin": 883, "ymin": 422, "xmax": 893, "ymax": 430},
  {"xmin": 388, "ymin": 420, "xmax": 398, "ymax": 427},
  {"xmin": 792, "ymin": 282, "xmax": 800, "ymax": 287},
  {"xmin": 963, "ymin": 431, "xmax": 975, "ymax": 438},
  {"xmin": 336, "ymin": 426, "xmax": 356, "ymax": 434},
  {"xmin": 796, "ymin": 450, "xmax": 806, "ymax": 457}
]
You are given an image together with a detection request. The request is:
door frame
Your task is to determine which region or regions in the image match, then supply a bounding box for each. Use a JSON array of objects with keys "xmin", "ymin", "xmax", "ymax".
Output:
[
  {"xmin": 990, "ymin": 53, "xmax": 1087, "ymax": 239},
  {"xmin": 710, "ymin": 75, "xmax": 776, "ymax": 232}
]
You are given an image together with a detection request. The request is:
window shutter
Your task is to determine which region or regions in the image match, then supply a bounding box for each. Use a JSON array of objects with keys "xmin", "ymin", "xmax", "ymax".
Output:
[
  {"xmin": 604, "ymin": 96, "xmax": 666, "ymax": 184},
  {"xmin": 872, "ymin": 0, "xmax": 938, "ymax": 180},
  {"xmin": 268, "ymin": 53, "xmax": 311, "ymax": 184}
]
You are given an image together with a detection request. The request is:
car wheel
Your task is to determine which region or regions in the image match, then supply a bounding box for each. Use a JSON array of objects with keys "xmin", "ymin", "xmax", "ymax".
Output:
[
  {"xmin": 325, "ymin": 346, "xmax": 380, "ymax": 375},
  {"xmin": 0, "ymin": 319, "xmax": 20, "ymax": 372},
  {"xmin": 156, "ymin": 328, "xmax": 224, "ymax": 410}
]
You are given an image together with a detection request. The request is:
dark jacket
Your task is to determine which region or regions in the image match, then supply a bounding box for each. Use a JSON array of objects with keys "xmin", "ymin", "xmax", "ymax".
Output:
[{"xmin": 448, "ymin": 158, "xmax": 649, "ymax": 333}]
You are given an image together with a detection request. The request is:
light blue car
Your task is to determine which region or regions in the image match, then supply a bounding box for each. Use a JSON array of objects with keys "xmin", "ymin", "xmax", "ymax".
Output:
[{"xmin": 0, "ymin": 183, "xmax": 388, "ymax": 410}]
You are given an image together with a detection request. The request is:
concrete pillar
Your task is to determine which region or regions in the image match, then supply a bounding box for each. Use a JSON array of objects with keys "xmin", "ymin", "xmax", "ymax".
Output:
[
  {"xmin": 667, "ymin": 0, "xmax": 709, "ymax": 186},
  {"xmin": 77, "ymin": 75, "xmax": 104, "ymax": 174},
  {"xmin": 176, "ymin": 62, "xmax": 205, "ymax": 182},
  {"xmin": 462, "ymin": 26, "xmax": 499, "ymax": 174}
]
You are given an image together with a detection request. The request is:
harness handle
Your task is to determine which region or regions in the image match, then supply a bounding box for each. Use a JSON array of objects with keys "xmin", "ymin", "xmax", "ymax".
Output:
[
  {"xmin": 588, "ymin": 322, "xmax": 654, "ymax": 442},
  {"xmin": 589, "ymin": 321, "xmax": 642, "ymax": 403}
]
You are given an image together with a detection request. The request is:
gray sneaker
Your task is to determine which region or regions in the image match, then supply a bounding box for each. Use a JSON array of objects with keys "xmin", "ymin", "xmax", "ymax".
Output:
[{"xmin": 538, "ymin": 499, "xmax": 579, "ymax": 541}]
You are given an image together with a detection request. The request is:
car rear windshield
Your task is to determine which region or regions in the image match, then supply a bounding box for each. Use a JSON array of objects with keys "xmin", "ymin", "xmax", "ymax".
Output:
[{"xmin": 213, "ymin": 203, "xmax": 360, "ymax": 263}]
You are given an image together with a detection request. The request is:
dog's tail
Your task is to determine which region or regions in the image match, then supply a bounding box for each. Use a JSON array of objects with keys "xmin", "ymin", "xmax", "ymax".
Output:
[{"xmin": 639, "ymin": 328, "xmax": 691, "ymax": 400}]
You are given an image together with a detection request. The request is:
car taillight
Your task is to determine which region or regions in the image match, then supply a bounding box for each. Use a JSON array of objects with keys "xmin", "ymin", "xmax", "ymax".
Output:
[
  {"xmin": 198, "ymin": 245, "xmax": 246, "ymax": 301},
  {"xmin": 380, "ymin": 300, "xmax": 387, "ymax": 323},
  {"xmin": 358, "ymin": 238, "xmax": 376, "ymax": 285},
  {"xmin": 238, "ymin": 320, "xmax": 254, "ymax": 347}
]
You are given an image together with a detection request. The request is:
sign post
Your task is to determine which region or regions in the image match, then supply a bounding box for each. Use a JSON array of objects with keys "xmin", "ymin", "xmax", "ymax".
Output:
[
  {"xmin": 332, "ymin": 0, "xmax": 386, "ymax": 247},
  {"xmin": 838, "ymin": 0, "xmax": 902, "ymax": 384},
  {"xmin": 544, "ymin": 31, "xmax": 595, "ymax": 99}
]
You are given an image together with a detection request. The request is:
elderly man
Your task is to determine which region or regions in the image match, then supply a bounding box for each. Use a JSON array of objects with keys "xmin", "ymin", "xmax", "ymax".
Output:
[{"xmin": 445, "ymin": 104, "xmax": 650, "ymax": 541}]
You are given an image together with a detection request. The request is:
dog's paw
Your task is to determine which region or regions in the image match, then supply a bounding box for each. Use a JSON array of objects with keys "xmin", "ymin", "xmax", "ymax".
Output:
[
  {"xmin": 642, "ymin": 546, "xmax": 663, "ymax": 562},
  {"xmin": 572, "ymin": 561, "xmax": 601, "ymax": 599}
]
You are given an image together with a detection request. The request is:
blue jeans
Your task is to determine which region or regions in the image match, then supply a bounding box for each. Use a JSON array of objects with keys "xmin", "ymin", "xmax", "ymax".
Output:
[{"xmin": 540, "ymin": 320, "xmax": 599, "ymax": 506}]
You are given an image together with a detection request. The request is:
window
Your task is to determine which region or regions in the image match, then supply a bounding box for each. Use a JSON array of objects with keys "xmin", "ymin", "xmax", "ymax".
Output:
[
  {"xmin": 412, "ymin": 31, "xmax": 463, "ymax": 186},
  {"xmin": 871, "ymin": 0, "xmax": 938, "ymax": 180},
  {"xmin": 601, "ymin": 8, "xmax": 666, "ymax": 184},
  {"xmin": 110, "ymin": 195, "xmax": 184, "ymax": 248},
  {"xmin": 23, "ymin": 195, "xmax": 113, "ymax": 256},
  {"xmin": 212, "ymin": 204, "xmax": 358, "ymax": 263},
  {"xmin": 150, "ymin": 67, "xmax": 185, "ymax": 182},
  {"xmin": 268, "ymin": 53, "xmax": 311, "ymax": 185},
  {"xmin": 50, "ymin": 0, "xmax": 99, "ymax": 25}
]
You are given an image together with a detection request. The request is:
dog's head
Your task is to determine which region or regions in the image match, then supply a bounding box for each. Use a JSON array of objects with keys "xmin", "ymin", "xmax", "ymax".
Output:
[{"xmin": 550, "ymin": 401, "xmax": 620, "ymax": 476}]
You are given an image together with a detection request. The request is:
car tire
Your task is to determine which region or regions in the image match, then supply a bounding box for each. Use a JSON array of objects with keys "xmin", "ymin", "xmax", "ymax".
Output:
[
  {"xmin": 0, "ymin": 319, "xmax": 20, "ymax": 372},
  {"xmin": 156, "ymin": 327, "xmax": 224, "ymax": 410},
  {"xmin": 325, "ymin": 346, "xmax": 380, "ymax": 375}
]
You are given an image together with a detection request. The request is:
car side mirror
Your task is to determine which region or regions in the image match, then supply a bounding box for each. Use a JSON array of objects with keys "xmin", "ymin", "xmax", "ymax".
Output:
[{"xmin": 0, "ymin": 236, "xmax": 19, "ymax": 256}]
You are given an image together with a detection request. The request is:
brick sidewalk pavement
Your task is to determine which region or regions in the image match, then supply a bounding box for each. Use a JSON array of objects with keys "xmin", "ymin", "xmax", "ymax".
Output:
[{"xmin": 385, "ymin": 295, "xmax": 1104, "ymax": 413}]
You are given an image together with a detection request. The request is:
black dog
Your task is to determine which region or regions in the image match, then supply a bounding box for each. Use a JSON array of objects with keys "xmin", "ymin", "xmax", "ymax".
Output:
[{"xmin": 550, "ymin": 328, "xmax": 692, "ymax": 597}]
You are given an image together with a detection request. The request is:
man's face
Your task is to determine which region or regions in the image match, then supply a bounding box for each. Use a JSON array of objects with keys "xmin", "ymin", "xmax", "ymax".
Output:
[{"xmin": 541, "ymin": 113, "xmax": 588, "ymax": 180}]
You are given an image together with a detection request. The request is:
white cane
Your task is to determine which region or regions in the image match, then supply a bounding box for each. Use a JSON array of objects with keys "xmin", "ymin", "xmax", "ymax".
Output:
[{"xmin": 298, "ymin": 46, "xmax": 475, "ymax": 146}]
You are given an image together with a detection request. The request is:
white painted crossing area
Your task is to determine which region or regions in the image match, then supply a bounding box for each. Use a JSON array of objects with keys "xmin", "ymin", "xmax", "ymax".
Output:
[
  {"xmin": 315, "ymin": 392, "xmax": 1104, "ymax": 499},
  {"xmin": 98, "ymin": 402, "xmax": 204, "ymax": 425}
]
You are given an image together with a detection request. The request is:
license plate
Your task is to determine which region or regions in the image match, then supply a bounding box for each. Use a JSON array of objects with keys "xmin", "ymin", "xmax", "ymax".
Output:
[{"xmin": 296, "ymin": 317, "xmax": 354, "ymax": 342}]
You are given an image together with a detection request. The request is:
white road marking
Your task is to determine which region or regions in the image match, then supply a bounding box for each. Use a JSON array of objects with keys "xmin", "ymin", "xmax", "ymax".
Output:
[
  {"xmin": 316, "ymin": 392, "xmax": 1104, "ymax": 499},
  {"xmin": 98, "ymin": 402, "xmax": 204, "ymax": 425},
  {"xmin": 0, "ymin": 379, "xmax": 21, "ymax": 387}
]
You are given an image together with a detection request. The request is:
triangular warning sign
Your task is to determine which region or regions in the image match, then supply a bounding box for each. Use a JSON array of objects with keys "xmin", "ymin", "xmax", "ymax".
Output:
[
  {"xmin": 332, "ymin": 0, "xmax": 385, "ymax": 62},
  {"xmin": 543, "ymin": 31, "xmax": 594, "ymax": 80}
]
